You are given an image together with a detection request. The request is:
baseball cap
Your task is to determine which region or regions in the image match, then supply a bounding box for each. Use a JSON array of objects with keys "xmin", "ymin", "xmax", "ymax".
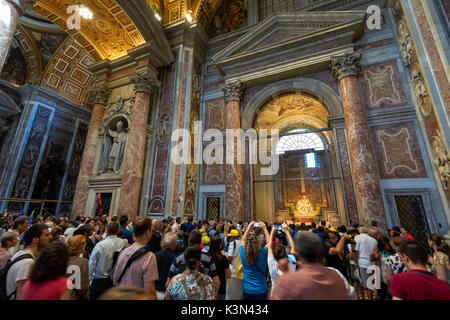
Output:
[
  {"xmin": 202, "ymin": 236, "xmax": 210, "ymax": 245},
  {"xmin": 227, "ymin": 229, "xmax": 240, "ymax": 237}
]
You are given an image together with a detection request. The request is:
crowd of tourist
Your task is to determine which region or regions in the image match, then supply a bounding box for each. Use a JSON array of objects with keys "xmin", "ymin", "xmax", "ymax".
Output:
[{"xmin": 0, "ymin": 212, "xmax": 449, "ymax": 300}]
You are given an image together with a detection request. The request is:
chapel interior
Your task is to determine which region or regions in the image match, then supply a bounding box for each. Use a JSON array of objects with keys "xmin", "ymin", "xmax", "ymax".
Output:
[{"xmin": 0, "ymin": 0, "xmax": 449, "ymax": 245}]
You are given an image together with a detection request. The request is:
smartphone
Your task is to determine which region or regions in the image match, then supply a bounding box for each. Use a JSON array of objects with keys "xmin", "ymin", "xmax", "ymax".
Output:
[
  {"xmin": 275, "ymin": 224, "xmax": 282, "ymax": 231},
  {"xmin": 254, "ymin": 222, "xmax": 261, "ymax": 228},
  {"xmin": 287, "ymin": 254, "xmax": 297, "ymax": 264}
]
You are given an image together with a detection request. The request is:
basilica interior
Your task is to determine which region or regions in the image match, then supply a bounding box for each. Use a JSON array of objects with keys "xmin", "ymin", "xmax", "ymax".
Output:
[{"xmin": 0, "ymin": 0, "xmax": 449, "ymax": 244}]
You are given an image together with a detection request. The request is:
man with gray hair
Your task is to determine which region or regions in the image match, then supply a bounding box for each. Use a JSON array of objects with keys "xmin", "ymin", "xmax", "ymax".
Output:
[
  {"xmin": 354, "ymin": 226, "xmax": 378, "ymax": 300},
  {"xmin": 155, "ymin": 232, "xmax": 179, "ymax": 300},
  {"xmin": 271, "ymin": 231, "xmax": 348, "ymax": 300}
]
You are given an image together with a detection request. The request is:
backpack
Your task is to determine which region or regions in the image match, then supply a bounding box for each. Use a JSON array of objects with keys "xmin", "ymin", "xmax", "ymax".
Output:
[
  {"xmin": 108, "ymin": 248, "xmax": 125, "ymax": 281},
  {"xmin": 0, "ymin": 253, "xmax": 34, "ymax": 300},
  {"xmin": 116, "ymin": 247, "xmax": 151, "ymax": 284},
  {"xmin": 230, "ymin": 240, "xmax": 243, "ymax": 279}
]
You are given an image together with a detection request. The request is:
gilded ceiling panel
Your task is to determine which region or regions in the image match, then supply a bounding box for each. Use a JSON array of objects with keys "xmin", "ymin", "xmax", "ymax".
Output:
[{"xmin": 33, "ymin": 0, "xmax": 145, "ymax": 61}]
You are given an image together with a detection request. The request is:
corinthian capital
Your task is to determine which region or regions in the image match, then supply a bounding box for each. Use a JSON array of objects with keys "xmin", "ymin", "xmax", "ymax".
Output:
[
  {"xmin": 222, "ymin": 81, "xmax": 242, "ymax": 102},
  {"xmin": 90, "ymin": 82, "xmax": 111, "ymax": 105},
  {"xmin": 130, "ymin": 68, "xmax": 161, "ymax": 94},
  {"xmin": 330, "ymin": 52, "xmax": 362, "ymax": 81}
]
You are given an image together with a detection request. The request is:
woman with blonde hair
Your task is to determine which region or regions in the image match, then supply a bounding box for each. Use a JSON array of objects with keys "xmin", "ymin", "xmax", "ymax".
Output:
[
  {"xmin": 66, "ymin": 235, "xmax": 90, "ymax": 300},
  {"xmin": 240, "ymin": 221, "xmax": 270, "ymax": 300}
]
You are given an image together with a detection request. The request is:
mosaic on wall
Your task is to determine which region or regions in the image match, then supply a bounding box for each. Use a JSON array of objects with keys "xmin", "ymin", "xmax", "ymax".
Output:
[
  {"xmin": 22, "ymin": 25, "xmax": 67, "ymax": 70},
  {"xmin": 8, "ymin": 106, "xmax": 52, "ymax": 213},
  {"xmin": 0, "ymin": 38, "xmax": 27, "ymax": 86},
  {"xmin": 208, "ymin": 0, "xmax": 247, "ymax": 37}
]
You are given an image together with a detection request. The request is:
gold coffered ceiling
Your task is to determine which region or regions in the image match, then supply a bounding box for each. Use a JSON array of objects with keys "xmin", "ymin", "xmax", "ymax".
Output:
[{"xmin": 32, "ymin": 0, "xmax": 146, "ymax": 61}]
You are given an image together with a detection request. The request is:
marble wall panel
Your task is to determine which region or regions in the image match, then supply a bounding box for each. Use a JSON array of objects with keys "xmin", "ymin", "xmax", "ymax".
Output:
[
  {"xmin": 361, "ymin": 60, "xmax": 407, "ymax": 110},
  {"xmin": 204, "ymin": 98, "xmax": 226, "ymax": 131},
  {"xmin": 370, "ymin": 122, "xmax": 427, "ymax": 179}
]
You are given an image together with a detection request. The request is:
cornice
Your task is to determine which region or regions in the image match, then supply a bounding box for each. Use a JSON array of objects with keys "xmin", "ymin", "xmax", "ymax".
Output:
[{"xmin": 211, "ymin": 12, "xmax": 366, "ymax": 69}]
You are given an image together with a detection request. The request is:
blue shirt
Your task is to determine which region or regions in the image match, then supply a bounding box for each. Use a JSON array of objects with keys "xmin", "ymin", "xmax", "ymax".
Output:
[
  {"xmin": 121, "ymin": 226, "xmax": 133, "ymax": 245},
  {"xmin": 186, "ymin": 223, "xmax": 195, "ymax": 234},
  {"xmin": 88, "ymin": 235, "xmax": 128, "ymax": 280},
  {"xmin": 240, "ymin": 246, "xmax": 268, "ymax": 295}
]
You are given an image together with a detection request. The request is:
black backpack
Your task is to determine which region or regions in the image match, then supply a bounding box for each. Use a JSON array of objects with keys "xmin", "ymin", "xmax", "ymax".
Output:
[
  {"xmin": 116, "ymin": 247, "xmax": 151, "ymax": 284},
  {"xmin": 0, "ymin": 253, "xmax": 34, "ymax": 300}
]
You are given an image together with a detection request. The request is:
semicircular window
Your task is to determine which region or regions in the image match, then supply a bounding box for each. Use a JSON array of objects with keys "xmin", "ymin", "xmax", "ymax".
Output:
[{"xmin": 276, "ymin": 129, "xmax": 324, "ymax": 154}]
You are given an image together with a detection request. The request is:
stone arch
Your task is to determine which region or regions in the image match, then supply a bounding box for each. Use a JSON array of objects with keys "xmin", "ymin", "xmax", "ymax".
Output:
[{"xmin": 242, "ymin": 77, "xmax": 341, "ymax": 130}]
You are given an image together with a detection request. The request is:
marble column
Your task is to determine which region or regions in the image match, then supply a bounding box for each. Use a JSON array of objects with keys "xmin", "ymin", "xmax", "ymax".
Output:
[
  {"xmin": 331, "ymin": 52, "xmax": 387, "ymax": 229},
  {"xmin": 222, "ymin": 81, "xmax": 244, "ymax": 222},
  {"xmin": 71, "ymin": 83, "xmax": 111, "ymax": 218},
  {"xmin": 117, "ymin": 70, "xmax": 160, "ymax": 218},
  {"xmin": 0, "ymin": 0, "xmax": 35, "ymax": 71}
]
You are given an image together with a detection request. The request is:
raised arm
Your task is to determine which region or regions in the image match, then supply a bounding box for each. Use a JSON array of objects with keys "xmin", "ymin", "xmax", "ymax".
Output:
[
  {"xmin": 282, "ymin": 223, "xmax": 295, "ymax": 254},
  {"xmin": 268, "ymin": 226, "xmax": 275, "ymax": 255},
  {"xmin": 262, "ymin": 223, "xmax": 270, "ymax": 248},
  {"xmin": 241, "ymin": 221, "xmax": 255, "ymax": 247}
]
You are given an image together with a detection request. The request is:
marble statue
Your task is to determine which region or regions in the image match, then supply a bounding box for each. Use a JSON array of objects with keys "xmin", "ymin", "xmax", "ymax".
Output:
[
  {"xmin": 295, "ymin": 195, "xmax": 315, "ymax": 217},
  {"xmin": 99, "ymin": 120, "xmax": 128, "ymax": 174}
]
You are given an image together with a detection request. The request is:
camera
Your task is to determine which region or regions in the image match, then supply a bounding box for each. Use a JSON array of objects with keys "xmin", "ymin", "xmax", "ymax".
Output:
[{"xmin": 254, "ymin": 222, "xmax": 261, "ymax": 228}]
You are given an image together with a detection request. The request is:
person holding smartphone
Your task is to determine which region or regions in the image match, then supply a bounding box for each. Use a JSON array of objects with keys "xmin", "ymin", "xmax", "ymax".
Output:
[{"xmin": 267, "ymin": 222, "xmax": 296, "ymax": 296}]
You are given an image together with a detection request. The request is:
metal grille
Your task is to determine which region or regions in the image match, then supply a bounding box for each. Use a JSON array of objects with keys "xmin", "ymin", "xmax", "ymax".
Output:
[
  {"xmin": 206, "ymin": 197, "xmax": 220, "ymax": 221},
  {"xmin": 394, "ymin": 195, "xmax": 430, "ymax": 249}
]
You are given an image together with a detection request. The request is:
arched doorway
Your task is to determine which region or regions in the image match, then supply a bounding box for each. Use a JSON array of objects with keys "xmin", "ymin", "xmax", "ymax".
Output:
[{"xmin": 251, "ymin": 93, "xmax": 345, "ymax": 225}]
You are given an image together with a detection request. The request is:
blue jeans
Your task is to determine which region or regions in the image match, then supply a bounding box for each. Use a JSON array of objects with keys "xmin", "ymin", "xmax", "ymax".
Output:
[{"xmin": 243, "ymin": 292, "xmax": 268, "ymax": 300}]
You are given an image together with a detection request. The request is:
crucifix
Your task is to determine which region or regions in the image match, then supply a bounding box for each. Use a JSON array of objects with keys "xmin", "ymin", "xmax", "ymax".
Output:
[{"xmin": 289, "ymin": 159, "xmax": 307, "ymax": 193}]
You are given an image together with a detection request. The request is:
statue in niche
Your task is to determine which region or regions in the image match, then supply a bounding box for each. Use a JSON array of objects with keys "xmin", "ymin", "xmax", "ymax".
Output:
[
  {"xmin": 295, "ymin": 195, "xmax": 315, "ymax": 218},
  {"xmin": 98, "ymin": 119, "xmax": 128, "ymax": 174},
  {"xmin": 432, "ymin": 132, "xmax": 450, "ymax": 191}
]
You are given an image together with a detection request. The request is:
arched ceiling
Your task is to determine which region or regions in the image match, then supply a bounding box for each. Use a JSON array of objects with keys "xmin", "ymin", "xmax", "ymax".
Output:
[{"xmin": 32, "ymin": 0, "xmax": 146, "ymax": 61}]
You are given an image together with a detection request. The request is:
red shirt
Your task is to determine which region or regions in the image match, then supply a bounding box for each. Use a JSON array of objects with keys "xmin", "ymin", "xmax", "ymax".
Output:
[
  {"xmin": 391, "ymin": 269, "xmax": 450, "ymax": 300},
  {"xmin": 22, "ymin": 277, "xmax": 69, "ymax": 300}
]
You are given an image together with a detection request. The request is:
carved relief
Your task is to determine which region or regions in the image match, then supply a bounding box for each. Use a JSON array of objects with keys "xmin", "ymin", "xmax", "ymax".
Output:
[
  {"xmin": 363, "ymin": 66, "xmax": 401, "ymax": 108},
  {"xmin": 158, "ymin": 106, "xmax": 172, "ymax": 143},
  {"xmin": 397, "ymin": 20, "xmax": 414, "ymax": 66},
  {"xmin": 13, "ymin": 175, "xmax": 30, "ymax": 198},
  {"xmin": 377, "ymin": 128, "xmax": 418, "ymax": 174},
  {"xmin": 411, "ymin": 65, "xmax": 431, "ymax": 116},
  {"xmin": 431, "ymin": 129, "xmax": 450, "ymax": 191},
  {"xmin": 192, "ymin": 74, "xmax": 201, "ymax": 107}
]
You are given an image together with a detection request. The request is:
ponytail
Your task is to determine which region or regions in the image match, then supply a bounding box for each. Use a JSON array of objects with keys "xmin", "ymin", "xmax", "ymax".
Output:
[{"xmin": 430, "ymin": 234, "xmax": 450, "ymax": 256}]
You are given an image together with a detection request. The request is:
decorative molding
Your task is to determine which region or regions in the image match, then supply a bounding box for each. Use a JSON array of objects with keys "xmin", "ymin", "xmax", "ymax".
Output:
[
  {"xmin": 330, "ymin": 52, "xmax": 362, "ymax": 81},
  {"xmin": 222, "ymin": 80, "xmax": 242, "ymax": 102},
  {"xmin": 397, "ymin": 20, "xmax": 414, "ymax": 66}
]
